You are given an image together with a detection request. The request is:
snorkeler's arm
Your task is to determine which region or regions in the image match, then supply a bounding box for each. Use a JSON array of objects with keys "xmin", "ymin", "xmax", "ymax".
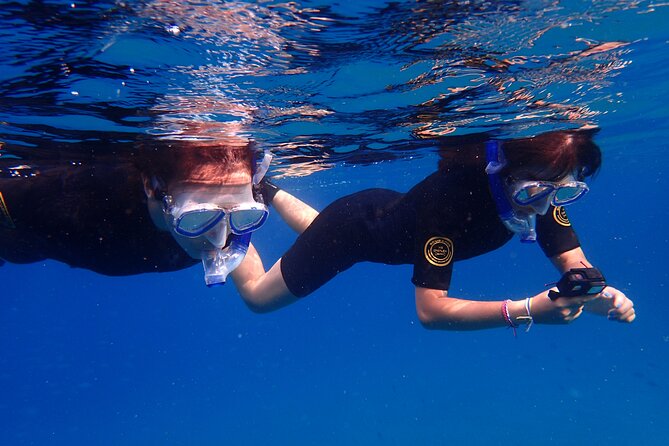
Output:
[
  {"xmin": 414, "ymin": 287, "xmax": 524, "ymax": 330},
  {"xmin": 230, "ymin": 243, "xmax": 299, "ymax": 313},
  {"xmin": 271, "ymin": 189, "xmax": 319, "ymax": 234},
  {"xmin": 414, "ymin": 286, "xmax": 592, "ymax": 330},
  {"xmin": 549, "ymin": 246, "xmax": 592, "ymax": 273},
  {"xmin": 548, "ymin": 247, "xmax": 635, "ymax": 322}
]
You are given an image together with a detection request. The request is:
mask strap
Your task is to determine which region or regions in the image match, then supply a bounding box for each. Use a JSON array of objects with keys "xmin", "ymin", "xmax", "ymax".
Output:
[
  {"xmin": 150, "ymin": 176, "xmax": 168, "ymax": 201},
  {"xmin": 253, "ymin": 151, "xmax": 273, "ymax": 185}
]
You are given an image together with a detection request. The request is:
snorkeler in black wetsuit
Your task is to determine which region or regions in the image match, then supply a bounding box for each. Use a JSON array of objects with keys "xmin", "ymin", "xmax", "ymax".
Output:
[
  {"xmin": 232, "ymin": 130, "xmax": 635, "ymax": 330},
  {"xmin": 0, "ymin": 140, "xmax": 271, "ymax": 284},
  {"xmin": 279, "ymin": 163, "xmax": 579, "ymax": 297}
]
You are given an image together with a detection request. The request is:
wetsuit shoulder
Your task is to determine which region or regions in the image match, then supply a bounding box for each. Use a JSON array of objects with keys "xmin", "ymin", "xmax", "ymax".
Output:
[{"xmin": 408, "ymin": 165, "xmax": 512, "ymax": 290}]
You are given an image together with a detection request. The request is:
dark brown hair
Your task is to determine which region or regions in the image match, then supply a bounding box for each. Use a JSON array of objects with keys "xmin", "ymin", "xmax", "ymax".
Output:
[
  {"xmin": 134, "ymin": 138, "xmax": 255, "ymax": 187},
  {"xmin": 501, "ymin": 129, "xmax": 601, "ymax": 181},
  {"xmin": 438, "ymin": 129, "xmax": 602, "ymax": 180}
]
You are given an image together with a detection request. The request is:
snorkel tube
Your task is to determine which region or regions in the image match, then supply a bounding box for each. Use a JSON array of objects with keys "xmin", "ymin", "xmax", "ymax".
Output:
[
  {"xmin": 201, "ymin": 232, "xmax": 252, "ymax": 287},
  {"xmin": 485, "ymin": 140, "xmax": 537, "ymax": 243},
  {"xmin": 253, "ymin": 151, "xmax": 272, "ymax": 186}
]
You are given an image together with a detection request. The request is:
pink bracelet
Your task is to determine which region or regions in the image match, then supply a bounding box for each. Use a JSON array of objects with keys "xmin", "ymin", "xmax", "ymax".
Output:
[{"xmin": 501, "ymin": 299, "xmax": 518, "ymax": 337}]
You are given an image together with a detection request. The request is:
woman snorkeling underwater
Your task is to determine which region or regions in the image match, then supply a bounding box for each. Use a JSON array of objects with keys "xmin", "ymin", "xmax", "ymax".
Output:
[
  {"xmin": 232, "ymin": 129, "xmax": 635, "ymax": 332},
  {"xmin": 0, "ymin": 137, "xmax": 272, "ymax": 286}
]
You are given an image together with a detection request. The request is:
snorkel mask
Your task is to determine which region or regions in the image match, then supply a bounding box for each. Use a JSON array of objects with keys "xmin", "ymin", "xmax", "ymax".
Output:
[
  {"xmin": 159, "ymin": 151, "xmax": 273, "ymax": 286},
  {"xmin": 199, "ymin": 150, "xmax": 273, "ymax": 286},
  {"xmin": 485, "ymin": 140, "xmax": 537, "ymax": 243}
]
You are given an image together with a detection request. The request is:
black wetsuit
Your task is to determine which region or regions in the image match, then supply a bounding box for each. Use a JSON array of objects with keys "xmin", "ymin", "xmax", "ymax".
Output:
[
  {"xmin": 281, "ymin": 165, "xmax": 580, "ymax": 297},
  {"xmin": 0, "ymin": 162, "xmax": 197, "ymax": 275}
]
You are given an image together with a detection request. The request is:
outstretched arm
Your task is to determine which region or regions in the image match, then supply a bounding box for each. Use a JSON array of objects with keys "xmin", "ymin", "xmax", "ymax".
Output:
[
  {"xmin": 272, "ymin": 189, "xmax": 319, "ymax": 234},
  {"xmin": 267, "ymin": 186, "xmax": 319, "ymax": 234},
  {"xmin": 414, "ymin": 286, "xmax": 594, "ymax": 331}
]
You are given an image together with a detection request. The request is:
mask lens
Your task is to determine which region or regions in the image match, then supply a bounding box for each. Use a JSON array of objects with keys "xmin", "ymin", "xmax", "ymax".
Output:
[
  {"xmin": 176, "ymin": 210, "xmax": 224, "ymax": 236},
  {"xmin": 553, "ymin": 185, "xmax": 587, "ymax": 204},
  {"xmin": 229, "ymin": 209, "xmax": 267, "ymax": 233},
  {"xmin": 514, "ymin": 184, "xmax": 553, "ymax": 204}
]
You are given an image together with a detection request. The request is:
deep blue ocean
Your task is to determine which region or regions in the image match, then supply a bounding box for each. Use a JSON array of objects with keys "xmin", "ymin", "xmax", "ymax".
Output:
[{"xmin": 1, "ymin": 1, "xmax": 668, "ymax": 445}]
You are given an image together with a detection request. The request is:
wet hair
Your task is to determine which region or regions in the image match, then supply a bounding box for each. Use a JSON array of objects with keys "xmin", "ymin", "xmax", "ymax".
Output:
[
  {"xmin": 500, "ymin": 129, "xmax": 601, "ymax": 181},
  {"xmin": 438, "ymin": 129, "xmax": 602, "ymax": 180},
  {"xmin": 135, "ymin": 139, "xmax": 255, "ymax": 188}
]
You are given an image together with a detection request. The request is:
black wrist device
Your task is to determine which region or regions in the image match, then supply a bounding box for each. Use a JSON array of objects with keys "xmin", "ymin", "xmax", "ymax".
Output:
[{"xmin": 548, "ymin": 267, "xmax": 606, "ymax": 300}]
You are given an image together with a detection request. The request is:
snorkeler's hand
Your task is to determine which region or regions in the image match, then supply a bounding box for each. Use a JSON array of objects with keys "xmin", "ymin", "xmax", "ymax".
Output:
[
  {"xmin": 253, "ymin": 177, "xmax": 281, "ymax": 206},
  {"xmin": 584, "ymin": 286, "xmax": 636, "ymax": 323},
  {"xmin": 530, "ymin": 289, "xmax": 599, "ymax": 325}
]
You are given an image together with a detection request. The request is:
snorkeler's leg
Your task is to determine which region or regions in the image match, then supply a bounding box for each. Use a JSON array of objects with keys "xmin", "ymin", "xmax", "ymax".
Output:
[
  {"xmin": 230, "ymin": 243, "xmax": 299, "ymax": 313},
  {"xmin": 271, "ymin": 189, "xmax": 319, "ymax": 234}
]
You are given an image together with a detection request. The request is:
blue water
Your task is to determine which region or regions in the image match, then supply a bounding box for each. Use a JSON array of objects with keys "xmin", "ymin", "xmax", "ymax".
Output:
[{"xmin": 1, "ymin": 1, "xmax": 668, "ymax": 445}]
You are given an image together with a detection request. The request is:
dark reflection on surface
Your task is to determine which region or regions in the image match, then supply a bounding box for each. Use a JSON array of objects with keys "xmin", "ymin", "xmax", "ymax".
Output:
[{"xmin": 0, "ymin": 0, "xmax": 638, "ymax": 172}]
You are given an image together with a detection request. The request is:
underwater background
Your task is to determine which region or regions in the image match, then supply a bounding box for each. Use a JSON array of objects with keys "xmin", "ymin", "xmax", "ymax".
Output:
[{"xmin": 1, "ymin": 1, "xmax": 668, "ymax": 444}]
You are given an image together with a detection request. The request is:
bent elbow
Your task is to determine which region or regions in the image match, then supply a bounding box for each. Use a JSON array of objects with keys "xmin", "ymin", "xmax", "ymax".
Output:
[
  {"xmin": 416, "ymin": 306, "xmax": 442, "ymax": 330},
  {"xmin": 419, "ymin": 319, "xmax": 440, "ymax": 330},
  {"xmin": 243, "ymin": 299, "xmax": 275, "ymax": 314},
  {"xmin": 416, "ymin": 304, "xmax": 460, "ymax": 331},
  {"xmin": 235, "ymin": 281, "xmax": 279, "ymax": 314}
]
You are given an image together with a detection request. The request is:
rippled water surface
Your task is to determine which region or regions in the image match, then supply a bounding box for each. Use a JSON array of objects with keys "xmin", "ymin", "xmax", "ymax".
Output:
[
  {"xmin": 1, "ymin": 1, "xmax": 668, "ymax": 445},
  {"xmin": 3, "ymin": 0, "xmax": 663, "ymax": 167}
]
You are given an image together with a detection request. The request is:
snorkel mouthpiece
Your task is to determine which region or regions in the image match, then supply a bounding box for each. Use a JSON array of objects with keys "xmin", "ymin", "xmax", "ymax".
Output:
[
  {"xmin": 503, "ymin": 212, "xmax": 537, "ymax": 243},
  {"xmin": 201, "ymin": 233, "xmax": 252, "ymax": 287}
]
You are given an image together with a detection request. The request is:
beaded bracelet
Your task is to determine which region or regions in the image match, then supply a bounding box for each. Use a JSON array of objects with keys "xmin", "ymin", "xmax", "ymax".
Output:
[{"xmin": 501, "ymin": 299, "xmax": 518, "ymax": 337}]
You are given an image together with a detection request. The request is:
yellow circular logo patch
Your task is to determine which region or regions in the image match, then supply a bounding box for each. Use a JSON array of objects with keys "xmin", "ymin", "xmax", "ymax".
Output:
[
  {"xmin": 424, "ymin": 237, "xmax": 454, "ymax": 267},
  {"xmin": 553, "ymin": 206, "xmax": 571, "ymax": 227}
]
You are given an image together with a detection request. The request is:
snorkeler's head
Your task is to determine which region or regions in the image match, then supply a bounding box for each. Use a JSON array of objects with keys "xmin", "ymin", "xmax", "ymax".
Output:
[
  {"xmin": 157, "ymin": 180, "xmax": 267, "ymax": 287},
  {"xmin": 137, "ymin": 139, "xmax": 267, "ymax": 285},
  {"xmin": 483, "ymin": 129, "xmax": 601, "ymax": 243}
]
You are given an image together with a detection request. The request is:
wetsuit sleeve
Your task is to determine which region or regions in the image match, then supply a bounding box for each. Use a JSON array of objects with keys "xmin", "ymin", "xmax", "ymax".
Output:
[
  {"xmin": 411, "ymin": 232, "xmax": 455, "ymax": 290},
  {"xmin": 536, "ymin": 205, "xmax": 581, "ymax": 257},
  {"xmin": 409, "ymin": 176, "xmax": 456, "ymax": 291}
]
